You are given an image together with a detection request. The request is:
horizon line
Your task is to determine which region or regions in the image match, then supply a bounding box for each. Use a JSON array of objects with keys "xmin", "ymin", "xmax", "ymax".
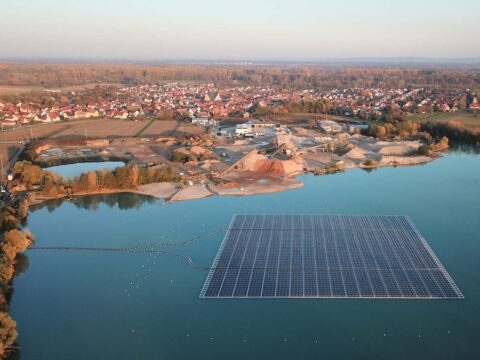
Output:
[{"xmin": 2, "ymin": 56, "xmax": 480, "ymax": 67}]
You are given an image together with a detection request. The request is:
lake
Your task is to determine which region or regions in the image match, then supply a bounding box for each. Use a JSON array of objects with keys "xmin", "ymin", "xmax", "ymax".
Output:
[
  {"xmin": 10, "ymin": 150, "xmax": 480, "ymax": 359},
  {"xmin": 45, "ymin": 161, "xmax": 125, "ymax": 179}
]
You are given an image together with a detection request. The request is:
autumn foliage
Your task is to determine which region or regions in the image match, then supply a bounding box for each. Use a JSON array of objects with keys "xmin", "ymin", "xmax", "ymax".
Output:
[
  {"xmin": 1, "ymin": 64, "xmax": 480, "ymax": 89},
  {"xmin": 0, "ymin": 197, "xmax": 34, "ymax": 358}
]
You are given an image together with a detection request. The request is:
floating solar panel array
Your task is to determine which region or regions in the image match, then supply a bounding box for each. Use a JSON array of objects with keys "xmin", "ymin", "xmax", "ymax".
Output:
[{"xmin": 200, "ymin": 215, "xmax": 463, "ymax": 299}]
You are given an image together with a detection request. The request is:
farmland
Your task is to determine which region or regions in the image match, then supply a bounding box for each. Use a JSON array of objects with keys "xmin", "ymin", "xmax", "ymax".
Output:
[
  {"xmin": 141, "ymin": 120, "xmax": 207, "ymax": 137},
  {"xmin": 0, "ymin": 83, "xmax": 122, "ymax": 95},
  {"xmin": 0, "ymin": 118, "xmax": 208, "ymax": 167},
  {"xmin": 408, "ymin": 112, "xmax": 480, "ymax": 131}
]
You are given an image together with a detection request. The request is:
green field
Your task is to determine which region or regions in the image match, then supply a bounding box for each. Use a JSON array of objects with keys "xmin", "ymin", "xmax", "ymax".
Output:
[{"xmin": 408, "ymin": 112, "xmax": 480, "ymax": 131}]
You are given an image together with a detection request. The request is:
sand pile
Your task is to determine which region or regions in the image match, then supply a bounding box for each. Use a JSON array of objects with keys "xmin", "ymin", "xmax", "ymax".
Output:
[
  {"xmin": 378, "ymin": 155, "xmax": 432, "ymax": 166},
  {"xmin": 378, "ymin": 144, "xmax": 418, "ymax": 156},
  {"xmin": 276, "ymin": 134, "xmax": 298, "ymax": 150},
  {"xmin": 281, "ymin": 159, "xmax": 304, "ymax": 176},
  {"xmin": 190, "ymin": 145, "xmax": 212, "ymax": 157},
  {"xmin": 254, "ymin": 159, "xmax": 285, "ymax": 176},
  {"xmin": 170, "ymin": 184, "xmax": 213, "ymax": 202},
  {"xmin": 234, "ymin": 150, "xmax": 303, "ymax": 177},
  {"xmin": 343, "ymin": 145, "xmax": 367, "ymax": 160},
  {"xmin": 216, "ymin": 181, "xmax": 240, "ymax": 189},
  {"xmin": 236, "ymin": 150, "xmax": 267, "ymax": 170},
  {"xmin": 200, "ymin": 162, "xmax": 211, "ymax": 170}
]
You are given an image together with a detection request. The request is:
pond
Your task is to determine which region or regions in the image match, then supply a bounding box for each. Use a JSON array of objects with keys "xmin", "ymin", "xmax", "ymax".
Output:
[{"xmin": 45, "ymin": 161, "xmax": 125, "ymax": 178}]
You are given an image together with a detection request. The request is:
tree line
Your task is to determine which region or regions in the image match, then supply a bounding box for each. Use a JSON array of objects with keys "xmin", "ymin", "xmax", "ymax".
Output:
[
  {"xmin": 1, "ymin": 64, "xmax": 480, "ymax": 89},
  {"xmin": 0, "ymin": 197, "xmax": 34, "ymax": 359},
  {"xmin": 11, "ymin": 162, "xmax": 179, "ymax": 198},
  {"xmin": 361, "ymin": 120, "xmax": 451, "ymax": 153}
]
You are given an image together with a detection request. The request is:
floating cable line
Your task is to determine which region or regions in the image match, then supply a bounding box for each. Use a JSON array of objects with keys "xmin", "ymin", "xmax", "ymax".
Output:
[
  {"xmin": 28, "ymin": 246, "xmax": 211, "ymax": 270},
  {"xmin": 26, "ymin": 228, "xmax": 228, "ymax": 270}
]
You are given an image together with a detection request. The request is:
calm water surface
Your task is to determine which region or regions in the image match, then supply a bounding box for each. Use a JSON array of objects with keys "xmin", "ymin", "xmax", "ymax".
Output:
[
  {"xmin": 46, "ymin": 161, "xmax": 124, "ymax": 179},
  {"xmin": 11, "ymin": 150, "xmax": 480, "ymax": 359}
]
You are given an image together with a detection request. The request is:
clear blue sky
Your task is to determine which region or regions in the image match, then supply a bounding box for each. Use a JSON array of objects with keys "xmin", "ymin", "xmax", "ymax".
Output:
[{"xmin": 1, "ymin": 0, "xmax": 479, "ymax": 60}]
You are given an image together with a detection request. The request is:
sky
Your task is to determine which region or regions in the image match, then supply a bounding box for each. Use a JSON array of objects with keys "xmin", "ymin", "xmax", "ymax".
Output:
[{"xmin": 1, "ymin": 0, "xmax": 479, "ymax": 61}]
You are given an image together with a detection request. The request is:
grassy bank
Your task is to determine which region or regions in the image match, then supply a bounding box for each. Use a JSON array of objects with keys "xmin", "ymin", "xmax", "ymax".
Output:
[{"xmin": 408, "ymin": 112, "xmax": 480, "ymax": 131}]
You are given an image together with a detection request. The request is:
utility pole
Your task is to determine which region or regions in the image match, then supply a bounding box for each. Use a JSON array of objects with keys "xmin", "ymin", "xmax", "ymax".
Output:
[
  {"xmin": 30, "ymin": 126, "xmax": 34, "ymax": 140},
  {"xmin": 84, "ymin": 127, "xmax": 88, "ymax": 139},
  {"xmin": 0, "ymin": 156, "xmax": 4, "ymax": 178}
]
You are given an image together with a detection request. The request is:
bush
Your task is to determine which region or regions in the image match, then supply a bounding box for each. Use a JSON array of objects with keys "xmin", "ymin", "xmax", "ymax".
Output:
[
  {"xmin": 363, "ymin": 159, "xmax": 378, "ymax": 167},
  {"xmin": 416, "ymin": 144, "xmax": 430, "ymax": 156}
]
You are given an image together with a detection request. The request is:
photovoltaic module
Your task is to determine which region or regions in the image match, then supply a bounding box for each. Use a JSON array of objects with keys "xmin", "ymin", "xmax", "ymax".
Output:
[{"xmin": 200, "ymin": 215, "xmax": 463, "ymax": 299}]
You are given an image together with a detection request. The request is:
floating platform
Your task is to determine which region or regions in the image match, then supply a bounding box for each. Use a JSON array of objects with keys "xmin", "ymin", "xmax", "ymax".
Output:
[{"xmin": 200, "ymin": 215, "xmax": 463, "ymax": 299}]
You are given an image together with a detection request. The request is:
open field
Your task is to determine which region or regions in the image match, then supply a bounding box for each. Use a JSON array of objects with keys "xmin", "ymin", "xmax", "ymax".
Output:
[
  {"xmin": 48, "ymin": 119, "xmax": 147, "ymax": 139},
  {"xmin": 0, "ymin": 119, "xmax": 209, "ymax": 165},
  {"xmin": 0, "ymin": 119, "xmax": 208, "ymax": 144},
  {"xmin": 141, "ymin": 120, "xmax": 207, "ymax": 137},
  {"xmin": 408, "ymin": 112, "xmax": 480, "ymax": 131},
  {"xmin": 0, "ymin": 83, "xmax": 123, "ymax": 95},
  {"xmin": 0, "ymin": 122, "xmax": 71, "ymax": 142},
  {"xmin": 0, "ymin": 119, "xmax": 146, "ymax": 142}
]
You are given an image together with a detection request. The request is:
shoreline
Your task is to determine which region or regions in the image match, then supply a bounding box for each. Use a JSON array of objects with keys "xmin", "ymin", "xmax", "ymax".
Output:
[{"xmin": 25, "ymin": 154, "xmax": 436, "ymax": 207}]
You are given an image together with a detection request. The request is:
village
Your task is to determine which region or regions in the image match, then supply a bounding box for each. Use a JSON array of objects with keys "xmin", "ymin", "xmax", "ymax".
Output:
[
  {"xmin": 0, "ymin": 83, "xmax": 479, "ymax": 127},
  {"xmin": 0, "ymin": 81, "xmax": 469, "ymax": 204}
]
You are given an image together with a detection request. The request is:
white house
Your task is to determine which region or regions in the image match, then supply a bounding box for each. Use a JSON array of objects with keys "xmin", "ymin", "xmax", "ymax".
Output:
[
  {"xmin": 235, "ymin": 123, "xmax": 253, "ymax": 136},
  {"xmin": 318, "ymin": 120, "xmax": 342, "ymax": 134},
  {"xmin": 191, "ymin": 117, "xmax": 211, "ymax": 126}
]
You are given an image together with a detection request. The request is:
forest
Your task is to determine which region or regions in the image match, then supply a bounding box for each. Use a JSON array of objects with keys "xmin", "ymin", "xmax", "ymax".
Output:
[{"xmin": 1, "ymin": 64, "xmax": 480, "ymax": 89}]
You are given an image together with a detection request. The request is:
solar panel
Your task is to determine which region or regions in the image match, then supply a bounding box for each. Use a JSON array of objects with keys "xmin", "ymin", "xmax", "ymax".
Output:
[{"xmin": 200, "ymin": 215, "xmax": 463, "ymax": 299}]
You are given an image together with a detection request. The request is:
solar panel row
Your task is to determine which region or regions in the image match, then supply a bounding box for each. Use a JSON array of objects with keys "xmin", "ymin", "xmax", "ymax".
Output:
[{"xmin": 200, "ymin": 215, "xmax": 463, "ymax": 299}]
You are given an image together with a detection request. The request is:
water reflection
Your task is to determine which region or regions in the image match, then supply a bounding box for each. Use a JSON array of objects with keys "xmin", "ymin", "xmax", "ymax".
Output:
[
  {"xmin": 31, "ymin": 193, "xmax": 158, "ymax": 213},
  {"xmin": 449, "ymin": 143, "xmax": 480, "ymax": 154},
  {"xmin": 5, "ymin": 254, "xmax": 30, "ymax": 360}
]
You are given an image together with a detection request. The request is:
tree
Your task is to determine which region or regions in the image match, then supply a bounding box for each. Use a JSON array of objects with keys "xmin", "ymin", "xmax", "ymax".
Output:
[
  {"xmin": 102, "ymin": 171, "xmax": 117, "ymax": 189},
  {"xmin": 1, "ymin": 230, "xmax": 34, "ymax": 263},
  {"xmin": 16, "ymin": 198, "xmax": 28, "ymax": 221},
  {"xmin": 0, "ymin": 311, "xmax": 17, "ymax": 359},
  {"xmin": 416, "ymin": 144, "xmax": 430, "ymax": 156},
  {"xmin": 73, "ymin": 172, "xmax": 97, "ymax": 192},
  {"xmin": 12, "ymin": 161, "xmax": 44, "ymax": 188}
]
